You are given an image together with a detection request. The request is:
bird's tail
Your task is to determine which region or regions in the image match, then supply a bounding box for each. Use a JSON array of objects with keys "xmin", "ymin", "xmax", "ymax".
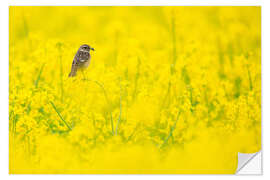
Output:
[{"xmin": 68, "ymin": 69, "xmax": 77, "ymax": 77}]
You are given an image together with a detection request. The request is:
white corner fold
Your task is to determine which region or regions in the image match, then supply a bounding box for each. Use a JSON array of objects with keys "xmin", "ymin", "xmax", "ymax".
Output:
[{"xmin": 236, "ymin": 151, "xmax": 262, "ymax": 175}]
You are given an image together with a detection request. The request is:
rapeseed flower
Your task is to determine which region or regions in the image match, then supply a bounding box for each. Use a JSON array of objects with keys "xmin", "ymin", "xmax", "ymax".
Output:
[{"xmin": 9, "ymin": 6, "xmax": 261, "ymax": 174}]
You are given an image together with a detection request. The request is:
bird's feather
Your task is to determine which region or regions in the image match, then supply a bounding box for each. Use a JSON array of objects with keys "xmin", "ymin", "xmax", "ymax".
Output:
[
  {"xmin": 69, "ymin": 59, "xmax": 78, "ymax": 77},
  {"xmin": 68, "ymin": 47, "xmax": 91, "ymax": 77}
]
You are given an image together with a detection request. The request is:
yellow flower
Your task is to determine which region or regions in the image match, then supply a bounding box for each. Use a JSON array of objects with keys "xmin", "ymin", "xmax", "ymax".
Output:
[{"xmin": 9, "ymin": 6, "xmax": 261, "ymax": 174}]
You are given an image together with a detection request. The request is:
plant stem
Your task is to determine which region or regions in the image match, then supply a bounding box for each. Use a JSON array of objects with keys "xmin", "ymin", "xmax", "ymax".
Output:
[
  {"xmin": 161, "ymin": 110, "xmax": 181, "ymax": 148},
  {"xmin": 35, "ymin": 63, "xmax": 45, "ymax": 88},
  {"xmin": 115, "ymin": 80, "xmax": 122, "ymax": 135},
  {"xmin": 92, "ymin": 80, "xmax": 114, "ymax": 135},
  {"xmin": 171, "ymin": 12, "xmax": 177, "ymax": 75},
  {"xmin": 50, "ymin": 100, "xmax": 72, "ymax": 131}
]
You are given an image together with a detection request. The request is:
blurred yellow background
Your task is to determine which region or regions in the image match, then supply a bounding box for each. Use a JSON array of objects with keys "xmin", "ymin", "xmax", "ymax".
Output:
[{"xmin": 9, "ymin": 6, "xmax": 261, "ymax": 174}]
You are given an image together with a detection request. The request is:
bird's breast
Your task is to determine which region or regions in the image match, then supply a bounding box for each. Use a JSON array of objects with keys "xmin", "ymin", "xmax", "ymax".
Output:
[
  {"xmin": 81, "ymin": 54, "xmax": 91, "ymax": 68},
  {"xmin": 83, "ymin": 58, "xmax": 90, "ymax": 68}
]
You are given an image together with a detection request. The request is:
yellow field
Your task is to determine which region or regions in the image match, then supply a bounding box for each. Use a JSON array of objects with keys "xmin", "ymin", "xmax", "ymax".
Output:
[{"xmin": 9, "ymin": 7, "xmax": 261, "ymax": 174}]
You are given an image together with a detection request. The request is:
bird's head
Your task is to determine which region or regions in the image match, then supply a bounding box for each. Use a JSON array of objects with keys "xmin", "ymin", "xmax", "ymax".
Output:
[{"xmin": 79, "ymin": 44, "xmax": 95, "ymax": 52}]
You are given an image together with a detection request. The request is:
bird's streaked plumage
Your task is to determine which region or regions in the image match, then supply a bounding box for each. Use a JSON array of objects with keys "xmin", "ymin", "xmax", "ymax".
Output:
[{"xmin": 69, "ymin": 44, "xmax": 94, "ymax": 77}]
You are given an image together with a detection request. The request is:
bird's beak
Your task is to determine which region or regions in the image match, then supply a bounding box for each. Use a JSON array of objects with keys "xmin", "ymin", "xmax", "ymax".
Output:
[{"xmin": 91, "ymin": 48, "xmax": 95, "ymax": 51}]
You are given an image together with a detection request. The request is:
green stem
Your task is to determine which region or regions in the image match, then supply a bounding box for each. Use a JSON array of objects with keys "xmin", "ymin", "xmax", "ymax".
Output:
[
  {"xmin": 161, "ymin": 110, "xmax": 181, "ymax": 148},
  {"xmin": 161, "ymin": 81, "xmax": 171, "ymax": 109},
  {"xmin": 132, "ymin": 58, "xmax": 141, "ymax": 102},
  {"xmin": 59, "ymin": 54, "xmax": 64, "ymax": 102},
  {"xmin": 171, "ymin": 12, "xmax": 177, "ymax": 75},
  {"xmin": 50, "ymin": 101, "xmax": 72, "ymax": 131},
  {"xmin": 35, "ymin": 63, "xmax": 45, "ymax": 88},
  {"xmin": 115, "ymin": 81, "xmax": 122, "ymax": 135},
  {"xmin": 92, "ymin": 80, "xmax": 114, "ymax": 135},
  {"xmin": 247, "ymin": 66, "xmax": 253, "ymax": 91}
]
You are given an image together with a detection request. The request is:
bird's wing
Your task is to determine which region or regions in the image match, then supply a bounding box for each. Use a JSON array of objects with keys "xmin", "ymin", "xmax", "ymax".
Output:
[
  {"xmin": 69, "ymin": 58, "xmax": 78, "ymax": 77},
  {"xmin": 68, "ymin": 51, "xmax": 90, "ymax": 77}
]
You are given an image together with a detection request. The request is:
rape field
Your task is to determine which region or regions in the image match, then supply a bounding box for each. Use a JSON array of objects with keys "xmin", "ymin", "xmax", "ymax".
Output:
[{"xmin": 9, "ymin": 7, "xmax": 261, "ymax": 174}]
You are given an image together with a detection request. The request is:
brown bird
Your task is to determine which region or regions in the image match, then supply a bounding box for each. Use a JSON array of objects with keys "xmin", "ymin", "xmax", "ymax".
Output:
[{"xmin": 69, "ymin": 44, "xmax": 95, "ymax": 77}]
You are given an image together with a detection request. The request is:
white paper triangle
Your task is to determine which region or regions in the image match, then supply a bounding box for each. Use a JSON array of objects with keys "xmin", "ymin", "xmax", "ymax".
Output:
[{"xmin": 236, "ymin": 151, "xmax": 262, "ymax": 175}]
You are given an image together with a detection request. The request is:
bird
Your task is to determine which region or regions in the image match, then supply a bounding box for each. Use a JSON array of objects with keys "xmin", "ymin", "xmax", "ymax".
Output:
[{"xmin": 68, "ymin": 44, "xmax": 95, "ymax": 77}]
